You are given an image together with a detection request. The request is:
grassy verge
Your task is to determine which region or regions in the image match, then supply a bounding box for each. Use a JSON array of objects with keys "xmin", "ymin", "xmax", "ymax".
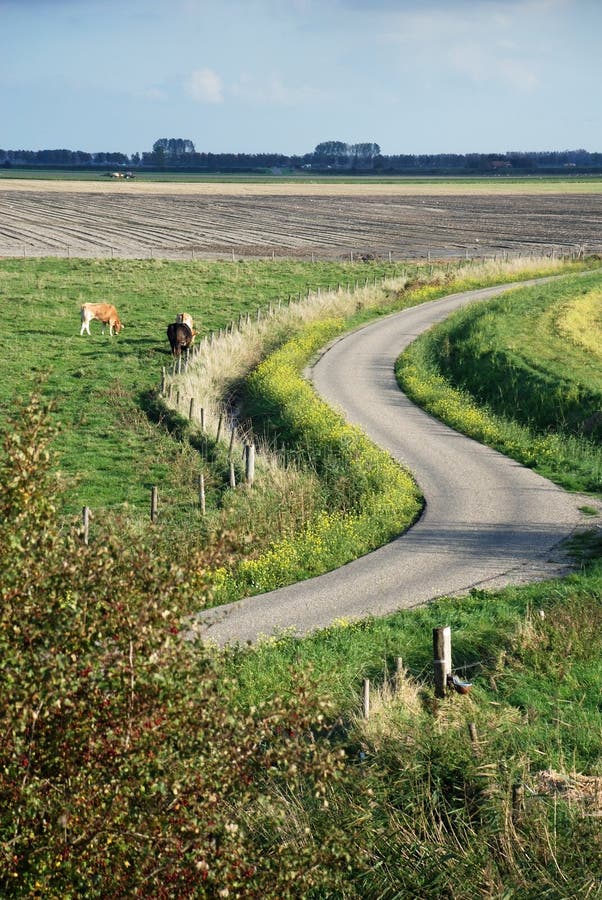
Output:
[
  {"xmin": 204, "ymin": 262, "xmax": 602, "ymax": 896},
  {"xmin": 395, "ymin": 269, "xmax": 602, "ymax": 492}
]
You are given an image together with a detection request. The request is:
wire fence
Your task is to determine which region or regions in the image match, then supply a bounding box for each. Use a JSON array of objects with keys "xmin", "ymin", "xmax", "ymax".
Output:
[{"xmin": 1, "ymin": 242, "xmax": 600, "ymax": 263}]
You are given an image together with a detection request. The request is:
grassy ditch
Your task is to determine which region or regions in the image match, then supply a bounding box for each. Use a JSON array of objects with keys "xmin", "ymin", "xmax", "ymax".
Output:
[{"xmin": 396, "ymin": 269, "xmax": 602, "ymax": 492}]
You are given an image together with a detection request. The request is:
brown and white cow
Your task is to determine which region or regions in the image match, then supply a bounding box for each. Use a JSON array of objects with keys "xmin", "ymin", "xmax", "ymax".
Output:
[
  {"xmin": 175, "ymin": 312, "xmax": 194, "ymax": 332},
  {"xmin": 80, "ymin": 302, "xmax": 123, "ymax": 337},
  {"xmin": 175, "ymin": 312, "xmax": 197, "ymax": 346}
]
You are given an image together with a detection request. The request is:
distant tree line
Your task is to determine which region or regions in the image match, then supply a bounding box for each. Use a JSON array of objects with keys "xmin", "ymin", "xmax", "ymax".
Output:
[{"xmin": 2, "ymin": 139, "xmax": 602, "ymax": 174}]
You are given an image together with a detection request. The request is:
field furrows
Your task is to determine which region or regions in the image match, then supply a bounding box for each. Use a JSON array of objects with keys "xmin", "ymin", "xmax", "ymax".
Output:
[{"xmin": 1, "ymin": 190, "xmax": 601, "ymax": 259}]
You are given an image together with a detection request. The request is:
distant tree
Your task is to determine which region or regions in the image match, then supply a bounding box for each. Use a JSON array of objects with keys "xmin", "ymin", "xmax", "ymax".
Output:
[
  {"xmin": 153, "ymin": 145, "xmax": 166, "ymax": 168},
  {"xmin": 349, "ymin": 143, "xmax": 381, "ymax": 169},
  {"xmin": 312, "ymin": 141, "xmax": 381, "ymax": 170},
  {"xmin": 313, "ymin": 141, "xmax": 350, "ymax": 167},
  {"xmin": 152, "ymin": 138, "xmax": 196, "ymax": 159}
]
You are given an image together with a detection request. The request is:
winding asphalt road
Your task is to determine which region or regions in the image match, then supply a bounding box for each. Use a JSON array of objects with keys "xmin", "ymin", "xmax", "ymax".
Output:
[{"xmin": 194, "ymin": 277, "xmax": 593, "ymax": 646}]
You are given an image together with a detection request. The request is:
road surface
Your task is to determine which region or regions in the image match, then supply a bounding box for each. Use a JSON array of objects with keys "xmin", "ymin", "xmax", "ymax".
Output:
[{"xmin": 193, "ymin": 277, "xmax": 594, "ymax": 645}]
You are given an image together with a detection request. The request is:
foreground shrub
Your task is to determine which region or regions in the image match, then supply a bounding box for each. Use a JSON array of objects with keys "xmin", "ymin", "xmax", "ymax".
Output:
[{"xmin": 0, "ymin": 394, "xmax": 351, "ymax": 898}]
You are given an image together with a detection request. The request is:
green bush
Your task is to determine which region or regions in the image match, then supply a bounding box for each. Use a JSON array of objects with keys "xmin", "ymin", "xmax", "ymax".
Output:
[{"xmin": 0, "ymin": 394, "xmax": 352, "ymax": 898}]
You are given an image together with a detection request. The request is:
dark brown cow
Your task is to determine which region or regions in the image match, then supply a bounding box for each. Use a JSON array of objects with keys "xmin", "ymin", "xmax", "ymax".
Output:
[{"xmin": 167, "ymin": 322, "xmax": 194, "ymax": 357}]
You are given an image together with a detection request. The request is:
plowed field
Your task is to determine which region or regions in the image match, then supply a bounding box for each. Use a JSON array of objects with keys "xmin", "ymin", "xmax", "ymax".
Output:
[{"xmin": 1, "ymin": 179, "xmax": 602, "ymax": 260}]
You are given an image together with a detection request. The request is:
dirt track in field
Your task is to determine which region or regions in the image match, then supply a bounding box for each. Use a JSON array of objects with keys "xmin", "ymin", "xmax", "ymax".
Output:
[{"xmin": 1, "ymin": 179, "xmax": 602, "ymax": 260}]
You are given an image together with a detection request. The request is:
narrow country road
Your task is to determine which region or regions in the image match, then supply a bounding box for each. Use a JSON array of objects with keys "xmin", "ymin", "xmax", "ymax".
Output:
[{"xmin": 195, "ymin": 277, "xmax": 593, "ymax": 646}]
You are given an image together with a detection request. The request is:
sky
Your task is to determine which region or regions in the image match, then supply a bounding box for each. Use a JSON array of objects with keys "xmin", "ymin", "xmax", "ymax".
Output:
[{"xmin": 1, "ymin": 0, "xmax": 601, "ymax": 157}]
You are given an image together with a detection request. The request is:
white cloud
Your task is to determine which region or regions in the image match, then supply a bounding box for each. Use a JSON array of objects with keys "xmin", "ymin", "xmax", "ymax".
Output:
[
  {"xmin": 184, "ymin": 65, "xmax": 326, "ymax": 108},
  {"xmin": 231, "ymin": 72, "xmax": 326, "ymax": 105},
  {"xmin": 186, "ymin": 68, "xmax": 224, "ymax": 103}
]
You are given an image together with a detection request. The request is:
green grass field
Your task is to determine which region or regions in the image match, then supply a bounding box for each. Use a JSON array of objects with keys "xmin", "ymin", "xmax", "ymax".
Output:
[
  {"xmin": 3, "ymin": 167, "xmax": 602, "ymax": 189},
  {"xmin": 0, "ymin": 256, "xmax": 411, "ymax": 516}
]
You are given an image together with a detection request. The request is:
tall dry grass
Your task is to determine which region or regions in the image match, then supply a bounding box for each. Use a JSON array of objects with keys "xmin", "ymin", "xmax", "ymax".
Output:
[
  {"xmin": 166, "ymin": 254, "xmax": 571, "ymax": 469},
  {"xmin": 168, "ymin": 275, "xmax": 409, "ymax": 466}
]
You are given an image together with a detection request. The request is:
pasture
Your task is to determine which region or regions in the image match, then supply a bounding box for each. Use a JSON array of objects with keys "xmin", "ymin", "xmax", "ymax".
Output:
[
  {"xmin": 0, "ymin": 255, "xmax": 411, "ymax": 517},
  {"xmin": 1, "ymin": 174, "xmax": 602, "ymax": 893}
]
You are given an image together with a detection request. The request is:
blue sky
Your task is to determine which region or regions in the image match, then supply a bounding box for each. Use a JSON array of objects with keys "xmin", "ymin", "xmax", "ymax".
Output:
[{"xmin": 1, "ymin": 0, "xmax": 600, "ymax": 157}]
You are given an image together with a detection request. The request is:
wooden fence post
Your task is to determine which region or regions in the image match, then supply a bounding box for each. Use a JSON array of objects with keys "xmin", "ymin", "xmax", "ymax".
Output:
[
  {"xmin": 200, "ymin": 407, "xmax": 205, "ymax": 433},
  {"xmin": 199, "ymin": 473, "xmax": 206, "ymax": 515},
  {"xmin": 228, "ymin": 425, "xmax": 236, "ymax": 458},
  {"xmin": 468, "ymin": 722, "xmax": 481, "ymax": 756},
  {"xmin": 160, "ymin": 367, "xmax": 166, "ymax": 395},
  {"xmin": 150, "ymin": 486, "xmax": 158, "ymax": 523},
  {"xmin": 229, "ymin": 460, "xmax": 236, "ymax": 488},
  {"xmin": 216, "ymin": 413, "xmax": 223, "ymax": 443},
  {"xmin": 363, "ymin": 678, "xmax": 370, "ymax": 719},
  {"xmin": 188, "ymin": 397, "xmax": 196, "ymax": 421},
  {"xmin": 245, "ymin": 443, "xmax": 255, "ymax": 485},
  {"xmin": 433, "ymin": 626, "xmax": 452, "ymax": 698},
  {"xmin": 82, "ymin": 506, "xmax": 90, "ymax": 545}
]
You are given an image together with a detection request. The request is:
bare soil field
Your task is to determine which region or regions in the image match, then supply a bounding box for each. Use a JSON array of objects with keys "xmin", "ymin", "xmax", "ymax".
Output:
[{"xmin": 1, "ymin": 179, "xmax": 602, "ymax": 260}]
